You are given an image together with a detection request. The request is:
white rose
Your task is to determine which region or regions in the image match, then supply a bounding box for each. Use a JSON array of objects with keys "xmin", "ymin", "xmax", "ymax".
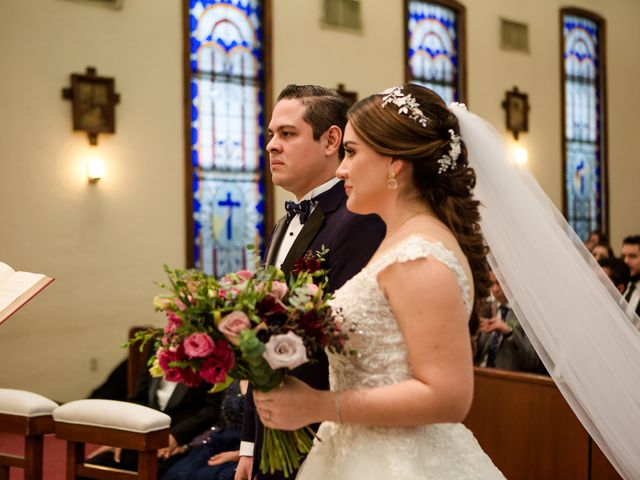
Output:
[{"xmin": 263, "ymin": 331, "xmax": 309, "ymax": 370}]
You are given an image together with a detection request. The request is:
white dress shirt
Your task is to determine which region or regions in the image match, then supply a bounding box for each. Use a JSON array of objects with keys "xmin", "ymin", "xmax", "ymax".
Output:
[
  {"xmin": 240, "ymin": 177, "xmax": 340, "ymax": 458},
  {"xmin": 624, "ymin": 280, "xmax": 640, "ymax": 319},
  {"xmin": 274, "ymin": 177, "xmax": 340, "ymax": 268},
  {"xmin": 155, "ymin": 378, "xmax": 178, "ymax": 411}
]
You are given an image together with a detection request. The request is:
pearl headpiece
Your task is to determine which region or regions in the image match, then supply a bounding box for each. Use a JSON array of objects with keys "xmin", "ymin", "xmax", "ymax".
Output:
[
  {"xmin": 379, "ymin": 86, "xmax": 430, "ymax": 128},
  {"xmin": 437, "ymin": 129, "xmax": 462, "ymax": 174},
  {"xmin": 379, "ymin": 86, "xmax": 462, "ymax": 174}
]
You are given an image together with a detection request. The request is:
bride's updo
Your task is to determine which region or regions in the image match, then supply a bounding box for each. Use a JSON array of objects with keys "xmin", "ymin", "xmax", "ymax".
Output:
[{"xmin": 348, "ymin": 84, "xmax": 490, "ymax": 329}]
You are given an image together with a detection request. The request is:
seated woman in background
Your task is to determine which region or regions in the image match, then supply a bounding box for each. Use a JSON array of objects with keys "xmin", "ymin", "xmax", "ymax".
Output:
[
  {"xmin": 162, "ymin": 380, "xmax": 246, "ymax": 480},
  {"xmin": 591, "ymin": 242, "xmax": 615, "ymax": 262},
  {"xmin": 598, "ymin": 257, "xmax": 630, "ymax": 294}
]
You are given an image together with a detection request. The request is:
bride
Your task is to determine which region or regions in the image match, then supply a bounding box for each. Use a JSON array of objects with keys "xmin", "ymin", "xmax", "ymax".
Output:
[{"xmin": 254, "ymin": 84, "xmax": 505, "ymax": 479}]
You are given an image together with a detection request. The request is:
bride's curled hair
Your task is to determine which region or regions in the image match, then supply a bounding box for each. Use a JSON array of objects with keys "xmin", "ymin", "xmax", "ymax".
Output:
[{"xmin": 347, "ymin": 84, "xmax": 490, "ymax": 332}]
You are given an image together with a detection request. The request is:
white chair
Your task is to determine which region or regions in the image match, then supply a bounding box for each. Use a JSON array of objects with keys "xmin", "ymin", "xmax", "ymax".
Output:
[
  {"xmin": 0, "ymin": 388, "xmax": 58, "ymax": 480},
  {"xmin": 53, "ymin": 399, "xmax": 170, "ymax": 480}
]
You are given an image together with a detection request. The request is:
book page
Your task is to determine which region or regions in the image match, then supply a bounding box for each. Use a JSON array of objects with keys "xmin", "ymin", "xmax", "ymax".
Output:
[
  {"xmin": 0, "ymin": 262, "xmax": 16, "ymax": 285},
  {"xmin": 0, "ymin": 271, "xmax": 46, "ymax": 311}
]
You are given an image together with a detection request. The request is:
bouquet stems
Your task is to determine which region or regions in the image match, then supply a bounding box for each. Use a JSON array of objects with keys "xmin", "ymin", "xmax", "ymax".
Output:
[{"xmin": 260, "ymin": 426, "xmax": 316, "ymax": 478}]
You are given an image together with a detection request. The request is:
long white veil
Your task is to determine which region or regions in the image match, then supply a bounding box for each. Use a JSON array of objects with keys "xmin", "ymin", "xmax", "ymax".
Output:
[{"xmin": 449, "ymin": 103, "xmax": 640, "ymax": 480}]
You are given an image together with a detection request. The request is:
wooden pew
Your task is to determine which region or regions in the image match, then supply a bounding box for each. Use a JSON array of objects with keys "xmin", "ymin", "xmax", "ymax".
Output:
[{"xmin": 463, "ymin": 367, "xmax": 622, "ymax": 480}]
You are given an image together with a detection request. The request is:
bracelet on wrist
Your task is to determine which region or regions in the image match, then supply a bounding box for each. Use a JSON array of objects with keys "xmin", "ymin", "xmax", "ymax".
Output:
[{"xmin": 334, "ymin": 391, "xmax": 343, "ymax": 423}]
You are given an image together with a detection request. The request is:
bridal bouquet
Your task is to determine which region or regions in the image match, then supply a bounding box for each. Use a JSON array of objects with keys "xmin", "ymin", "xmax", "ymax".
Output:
[{"xmin": 132, "ymin": 248, "xmax": 348, "ymax": 477}]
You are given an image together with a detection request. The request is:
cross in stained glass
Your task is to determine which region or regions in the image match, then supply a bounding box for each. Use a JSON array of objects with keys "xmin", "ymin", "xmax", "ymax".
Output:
[{"xmin": 218, "ymin": 191, "xmax": 242, "ymax": 240}]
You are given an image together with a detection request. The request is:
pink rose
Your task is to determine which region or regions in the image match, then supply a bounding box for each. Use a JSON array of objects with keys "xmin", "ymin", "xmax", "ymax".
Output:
[
  {"xmin": 183, "ymin": 332, "xmax": 216, "ymax": 358},
  {"xmin": 218, "ymin": 311, "xmax": 251, "ymax": 345},
  {"xmin": 200, "ymin": 340, "xmax": 235, "ymax": 384},
  {"xmin": 237, "ymin": 270, "xmax": 254, "ymax": 281},
  {"xmin": 271, "ymin": 281, "xmax": 288, "ymax": 300},
  {"xmin": 263, "ymin": 331, "xmax": 309, "ymax": 370}
]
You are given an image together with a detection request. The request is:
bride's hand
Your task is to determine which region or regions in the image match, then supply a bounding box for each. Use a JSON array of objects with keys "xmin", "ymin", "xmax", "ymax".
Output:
[{"xmin": 253, "ymin": 376, "xmax": 330, "ymax": 430}]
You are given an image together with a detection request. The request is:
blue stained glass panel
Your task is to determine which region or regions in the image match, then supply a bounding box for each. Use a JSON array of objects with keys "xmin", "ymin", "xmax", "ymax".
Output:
[
  {"xmin": 189, "ymin": 0, "xmax": 265, "ymax": 276},
  {"xmin": 563, "ymin": 13, "xmax": 604, "ymax": 241},
  {"xmin": 407, "ymin": 1, "xmax": 461, "ymax": 104}
]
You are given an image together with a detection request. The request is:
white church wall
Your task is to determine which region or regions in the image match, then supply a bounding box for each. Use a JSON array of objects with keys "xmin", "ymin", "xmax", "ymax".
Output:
[{"xmin": 0, "ymin": 0, "xmax": 185, "ymax": 401}]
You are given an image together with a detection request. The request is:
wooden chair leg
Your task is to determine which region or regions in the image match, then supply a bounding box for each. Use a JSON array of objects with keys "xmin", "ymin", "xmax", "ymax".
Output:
[
  {"xmin": 23, "ymin": 435, "xmax": 44, "ymax": 480},
  {"xmin": 65, "ymin": 441, "xmax": 84, "ymax": 480},
  {"xmin": 138, "ymin": 450, "xmax": 157, "ymax": 480},
  {"xmin": 0, "ymin": 465, "xmax": 9, "ymax": 480}
]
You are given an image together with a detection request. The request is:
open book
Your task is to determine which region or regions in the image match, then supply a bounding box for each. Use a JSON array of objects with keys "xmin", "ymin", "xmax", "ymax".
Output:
[{"xmin": 0, "ymin": 262, "xmax": 54, "ymax": 325}]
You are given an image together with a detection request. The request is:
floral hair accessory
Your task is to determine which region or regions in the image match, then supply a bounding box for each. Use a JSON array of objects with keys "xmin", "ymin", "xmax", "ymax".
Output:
[
  {"xmin": 379, "ymin": 86, "xmax": 429, "ymax": 128},
  {"xmin": 437, "ymin": 129, "xmax": 462, "ymax": 174}
]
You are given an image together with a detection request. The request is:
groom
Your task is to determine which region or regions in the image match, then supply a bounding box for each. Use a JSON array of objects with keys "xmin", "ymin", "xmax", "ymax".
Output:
[{"xmin": 235, "ymin": 85, "xmax": 385, "ymax": 480}]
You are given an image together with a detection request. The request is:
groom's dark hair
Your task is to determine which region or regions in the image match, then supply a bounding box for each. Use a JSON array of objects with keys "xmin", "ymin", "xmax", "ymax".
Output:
[{"xmin": 277, "ymin": 84, "xmax": 349, "ymax": 159}]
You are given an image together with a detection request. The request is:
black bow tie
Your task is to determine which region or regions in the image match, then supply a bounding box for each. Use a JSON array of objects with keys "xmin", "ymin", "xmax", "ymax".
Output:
[{"xmin": 285, "ymin": 199, "xmax": 316, "ymax": 224}]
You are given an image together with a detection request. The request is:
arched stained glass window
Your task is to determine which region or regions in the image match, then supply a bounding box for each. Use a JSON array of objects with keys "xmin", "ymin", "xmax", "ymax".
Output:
[
  {"xmin": 186, "ymin": 0, "xmax": 270, "ymax": 276},
  {"xmin": 561, "ymin": 9, "xmax": 607, "ymax": 241},
  {"xmin": 406, "ymin": 0, "xmax": 466, "ymax": 105}
]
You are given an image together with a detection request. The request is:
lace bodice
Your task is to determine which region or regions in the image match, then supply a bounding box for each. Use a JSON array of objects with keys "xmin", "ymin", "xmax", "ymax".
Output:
[{"xmin": 328, "ymin": 235, "xmax": 472, "ymax": 392}]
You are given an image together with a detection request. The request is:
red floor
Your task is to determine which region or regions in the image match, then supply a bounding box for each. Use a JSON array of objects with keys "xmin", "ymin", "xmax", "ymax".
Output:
[{"xmin": 0, "ymin": 433, "xmax": 99, "ymax": 480}]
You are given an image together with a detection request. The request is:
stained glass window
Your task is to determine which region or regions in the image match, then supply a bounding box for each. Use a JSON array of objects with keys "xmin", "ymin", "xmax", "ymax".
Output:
[
  {"xmin": 562, "ymin": 11, "xmax": 607, "ymax": 241},
  {"xmin": 406, "ymin": 0, "xmax": 466, "ymax": 105},
  {"xmin": 187, "ymin": 0, "xmax": 267, "ymax": 276}
]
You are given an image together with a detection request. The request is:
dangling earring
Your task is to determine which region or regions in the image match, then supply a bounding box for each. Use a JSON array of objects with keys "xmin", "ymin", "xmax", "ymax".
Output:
[{"xmin": 387, "ymin": 171, "xmax": 398, "ymax": 190}]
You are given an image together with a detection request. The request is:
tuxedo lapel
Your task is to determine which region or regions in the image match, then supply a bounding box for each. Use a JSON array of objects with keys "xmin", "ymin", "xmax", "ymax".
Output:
[
  {"xmin": 280, "ymin": 207, "xmax": 325, "ymax": 276},
  {"xmin": 163, "ymin": 383, "xmax": 188, "ymax": 413},
  {"xmin": 276, "ymin": 181, "xmax": 346, "ymax": 276},
  {"xmin": 265, "ymin": 217, "xmax": 289, "ymax": 266},
  {"xmin": 148, "ymin": 377, "xmax": 161, "ymax": 409}
]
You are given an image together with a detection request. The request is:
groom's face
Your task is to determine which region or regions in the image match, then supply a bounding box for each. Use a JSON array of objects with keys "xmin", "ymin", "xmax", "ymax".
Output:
[{"xmin": 267, "ymin": 99, "xmax": 330, "ymax": 199}]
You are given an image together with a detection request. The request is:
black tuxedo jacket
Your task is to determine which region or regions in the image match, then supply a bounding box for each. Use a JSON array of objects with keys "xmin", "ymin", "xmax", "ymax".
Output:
[{"xmin": 243, "ymin": 180, "xmax": 385, "ymax": 479}]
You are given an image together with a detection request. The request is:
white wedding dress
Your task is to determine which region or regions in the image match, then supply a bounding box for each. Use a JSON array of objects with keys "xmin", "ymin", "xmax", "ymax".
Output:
[{"xmin": 297, "ymin": 235, "xmax": 505, "ymax": 480}]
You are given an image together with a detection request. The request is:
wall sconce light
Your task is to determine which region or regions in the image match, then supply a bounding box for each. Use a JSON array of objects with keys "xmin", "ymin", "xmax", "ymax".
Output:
[
  {"xmin": 511, "ymin": 145, "xmax": 528, "ymax": 165},
  {"xmin": 87, "ymin": 156, "xmax": 105, "ymax": 183}
]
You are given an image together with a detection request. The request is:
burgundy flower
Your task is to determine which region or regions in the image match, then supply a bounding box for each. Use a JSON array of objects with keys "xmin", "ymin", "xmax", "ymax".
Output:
[
  {"xmin": 298, "ymin": 311, "xmax": 328, "ymax": 346},
  {"xmin": 292, "ymin": 251, "xmax": 322, "ymax": 275},
  {"xmin": 257, "ymin": 294, "xmax": 287, "ymax": 318},
  {"xmin": 164, "ymin": 367, "xmax": 184, "ymax": 383},
  {"xmin": 157, "ymin": 347, "xmax": 196, "ymax": 384},
  {"xmin": 199, "ymin": 340, "xmax": 235, "ymax": 384},
  {"xmin": 180, "ymin": 366, "xmax": 202, "ymax": 387}
]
